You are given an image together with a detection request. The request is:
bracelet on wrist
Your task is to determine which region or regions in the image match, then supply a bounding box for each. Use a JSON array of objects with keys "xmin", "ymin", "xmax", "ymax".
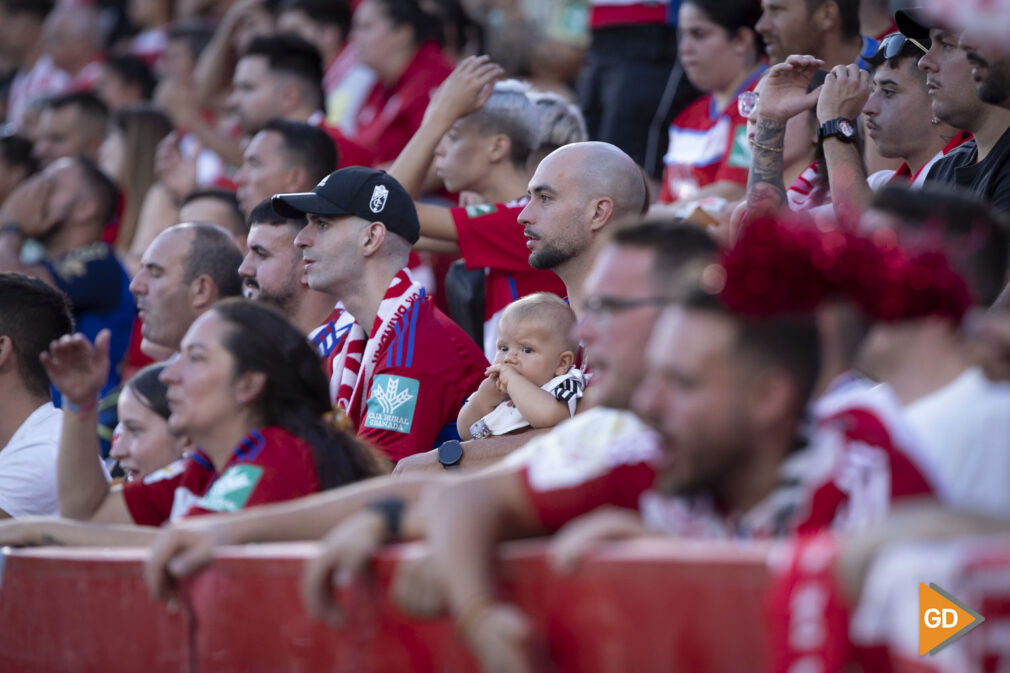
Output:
[
  {"xmin": 0, "ymin": 222, "xmax": 24, "ymax": 237},
  {"xmin": 64, "ymin": 398, "xmax": 100, "ymax": 416},
  {"xmin": 749, "ymin": 139, "xmax": 784, "ymax": 153}
]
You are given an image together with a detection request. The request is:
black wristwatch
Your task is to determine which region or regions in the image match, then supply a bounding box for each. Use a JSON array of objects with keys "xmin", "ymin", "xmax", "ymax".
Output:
[
  {"xmin": 366, "ymin": 497, "xmax": 406, "ymax": 541},
  {"xmin": 437, "ymin": 439, "xmax": 464, "ymax": 470},
  {"xmin": 817, "ymin": 117, "xmax": 857, "ymax": 144}
]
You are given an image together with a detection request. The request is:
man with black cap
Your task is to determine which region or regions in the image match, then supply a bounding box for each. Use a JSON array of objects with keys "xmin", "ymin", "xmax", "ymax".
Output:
[
  {"xmin": 896, "ymin": 6, "xmax": 1010, "ymax": 214},
  {"xmin": 274, "ymin": 167, "xmax": 487, "ymax": 463}
]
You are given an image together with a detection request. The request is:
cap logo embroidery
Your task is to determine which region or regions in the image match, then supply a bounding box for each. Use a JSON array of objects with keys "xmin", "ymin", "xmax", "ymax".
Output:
[
  {"xmin": 317, "ymin": 174, "xmax": 330, "ymax": 188},
  {"xmin": 370, "ymin": 185, "xmax": 388, "ymax": 213}
]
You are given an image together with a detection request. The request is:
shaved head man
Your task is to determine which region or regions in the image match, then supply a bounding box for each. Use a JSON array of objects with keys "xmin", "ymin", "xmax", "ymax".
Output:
[
  {"xmin": 129, "ymin": 223, "xmax": 243, "ymax": 354},
  {"xmin": 519, "ymin": 141, "xmax": 647, "ymax": 311}
]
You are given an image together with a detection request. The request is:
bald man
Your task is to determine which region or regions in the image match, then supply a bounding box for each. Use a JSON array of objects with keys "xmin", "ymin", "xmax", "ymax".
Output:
[
  {"xmin": 129, "ymin": 223, "xmax": 244, "ymax": 355},
  {"xmin": 519, "ymin": 141, "xmax": 648, "ymax": 313},
  {"xmin": 386, "ymin": 142, "xmax": 649, "ymax": 472},
  {"xmin": 42, "ymin": 3, "xmax": 104, "ymax": 90}
]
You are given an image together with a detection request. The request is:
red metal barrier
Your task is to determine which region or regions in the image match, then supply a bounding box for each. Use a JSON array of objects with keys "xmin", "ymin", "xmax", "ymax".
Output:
[
  {"xmin": 0, "ymin": 539, "xmax": 774, "ymax": 673},
  {"xmin": 0, "ymin": 548, "xmax": 189, "ymax": 673}
]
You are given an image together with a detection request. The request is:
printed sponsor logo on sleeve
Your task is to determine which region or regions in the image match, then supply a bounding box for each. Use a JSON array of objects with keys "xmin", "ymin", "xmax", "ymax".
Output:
[
  {"xmin": 196, "ymin": 465, "xmax": 264, "ymax": 513},
  {"xmin": 363, "ymin": 375, "xmax": 419, "ymax": 434},
  {"xmin": 728, "ymin": 125, "xmax": 753, "ymax": 168},
  {"xmin": 464, "ymin": 204, "xmax": 498, "ymax": 218}
]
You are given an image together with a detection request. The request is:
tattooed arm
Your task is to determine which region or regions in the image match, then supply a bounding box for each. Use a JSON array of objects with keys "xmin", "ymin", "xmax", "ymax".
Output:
[
  {"xmin": 746, "ymin": 116, "xmax": 790, "ymax": 217},
  {"xmin": 744, "ymin": 56, "xmax": 826, "ymax": 220}
]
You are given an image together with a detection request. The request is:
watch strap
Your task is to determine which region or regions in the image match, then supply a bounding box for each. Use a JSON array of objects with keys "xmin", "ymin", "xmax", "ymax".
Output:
[
  {"xmin": 366, "ymin": 497, "xmax": 406, "ymax": 541},
  {"xmin": 818, "ymin": 117, "xmax": 856, "ymax": 143}
]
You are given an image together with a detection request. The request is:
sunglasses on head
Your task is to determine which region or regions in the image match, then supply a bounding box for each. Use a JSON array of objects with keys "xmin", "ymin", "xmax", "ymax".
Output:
[{"xmin": 876, "ymin": 32, "xmax": 930, "ymax": 60}]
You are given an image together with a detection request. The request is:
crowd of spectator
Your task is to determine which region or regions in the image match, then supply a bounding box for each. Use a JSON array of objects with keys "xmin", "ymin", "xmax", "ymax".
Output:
[{"xmin": 1, "ymin": 0, "xmax": 1009, "ymax": 670}]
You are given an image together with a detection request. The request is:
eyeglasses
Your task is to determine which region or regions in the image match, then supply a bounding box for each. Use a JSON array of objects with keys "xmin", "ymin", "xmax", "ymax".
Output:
[
  {"xmin": 876, "ymin": 33, "xmax": 930, "ymax": 60},
  {"xmin": 738, "ymin": 91, "xmax": 759, "ymax": 118},
  {"xmin": 581, "ymin": 295, "xmax": 672, "ymax": 327}
]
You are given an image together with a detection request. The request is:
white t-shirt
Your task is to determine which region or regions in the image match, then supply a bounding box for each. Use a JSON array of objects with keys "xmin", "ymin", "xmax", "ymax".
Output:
[
  {"xmin": 903, "ymin": 367, "xmax": 1010, "ymax": 518},
  {"xmin": 469, "ymin": 369, "xmax": 586, "ymax": 438},
  {"xmin": 0, "ymin": 402, "xmax": 62, "ymax": 517}
]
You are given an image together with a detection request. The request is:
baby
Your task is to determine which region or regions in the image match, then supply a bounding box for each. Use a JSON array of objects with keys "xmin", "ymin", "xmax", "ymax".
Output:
[{"xmin": 458, "ymin": 293, "xmax": 584, "ymax": 440}]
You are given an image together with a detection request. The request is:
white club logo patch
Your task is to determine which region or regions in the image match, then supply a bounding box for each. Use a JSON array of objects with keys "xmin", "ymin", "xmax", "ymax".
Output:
[{"xmin": 370, "ymin": 185, "xmax": 388, "ymax": 213}]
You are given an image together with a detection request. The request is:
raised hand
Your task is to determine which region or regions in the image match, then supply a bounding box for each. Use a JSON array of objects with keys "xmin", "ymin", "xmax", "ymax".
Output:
[
  {"xmin": 423, "ymin": 55, "xmax": 505, "ymax": 127},
  {"xmin": 154, "ymin": 132, "xmax": 199, "ymax": 203},
  {"xmin": 39, "ymin": 330, "xmax": 110, "ymax": 407},
  {"xmin": 758, "ymin": 54, "xmax": 825, "ymax": 123},
  {"xmin": 816, "ymin": 63, "xmax": 871, "ymax": 123},
  {"xmin": 0, "ymin": 172, "xmax": 56, "ymax": 239}
]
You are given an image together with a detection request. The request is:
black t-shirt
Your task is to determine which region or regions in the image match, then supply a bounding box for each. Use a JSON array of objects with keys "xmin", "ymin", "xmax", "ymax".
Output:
[{"xmin": 926, "ymin": 126, "xmax": 1010, "ymax": 215}]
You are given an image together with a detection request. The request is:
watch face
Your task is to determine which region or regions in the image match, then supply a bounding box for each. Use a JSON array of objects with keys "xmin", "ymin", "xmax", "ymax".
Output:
[
  {"xmin": 839, "ymin": 120, "xmax": 855, "ymax": 137},
  {"xmin": 438, "ymin": 440, "xmax": 464, "ymax": 466}
]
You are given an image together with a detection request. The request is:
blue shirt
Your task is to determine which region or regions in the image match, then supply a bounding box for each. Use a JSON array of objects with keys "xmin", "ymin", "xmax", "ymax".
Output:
[{"xmin": 43, "ymin": 242, "xmax": 135, "ymax": 397}]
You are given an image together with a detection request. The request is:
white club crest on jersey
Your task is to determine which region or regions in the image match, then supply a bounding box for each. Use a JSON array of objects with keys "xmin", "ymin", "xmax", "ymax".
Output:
[{"xmin": 370, "ymin": 185, "xmax": 388, "ymax": 213}]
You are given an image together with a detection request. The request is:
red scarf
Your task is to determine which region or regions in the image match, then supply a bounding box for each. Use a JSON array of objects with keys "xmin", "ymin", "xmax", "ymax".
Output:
[{"xmin": 328, "ymin": 269, "xmax": 425, "ymax": 423}]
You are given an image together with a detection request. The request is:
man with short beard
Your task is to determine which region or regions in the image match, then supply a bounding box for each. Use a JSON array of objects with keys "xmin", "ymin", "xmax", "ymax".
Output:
[
  {"xmin": 960, "ymin": 30, "xmax": 1010, "ymax": 109},
  {"xmin": 518, "ymin": 141, "xmax": 649, "ymax": 313},
  {"xmin": 238, "ymin": 199, "xmax": 341, "ymax": 338},
  {"xmin": 897, "ymin": 9, "xmax": 1010, "ymax": 214}
]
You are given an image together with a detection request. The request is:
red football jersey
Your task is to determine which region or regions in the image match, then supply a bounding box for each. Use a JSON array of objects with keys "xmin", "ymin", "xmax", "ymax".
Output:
[
  {"xmin": 122, "ymin": 427, "xmax": 320, "ymax": 526},
  {"xmin": 355, "ymin": 296, "xmax": 488, "ymax": 462},
  {"xmin": 451, "ymin": 197, "xmax": 569, "ymax": 358},
  {"xmin": 352, "ymin": 42, "xmax": 453, "ymax": 165},
  {"xmin": 659, "ymin": 68, "xmax": 764, "ymax": 203},
  {"xmin": 520, "ymin": 384, "xmax": 935, "ymax": 537}
]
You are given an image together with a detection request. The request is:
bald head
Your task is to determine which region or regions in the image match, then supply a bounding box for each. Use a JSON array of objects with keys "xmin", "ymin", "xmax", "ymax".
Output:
[
  {"xmin": 43, "ymin": 4, "xmax": 102, "ymax": 73},
  {"xmin": 520, "ymin": 141, "xmax": 648, "ymax": 282},
  {"xmin": 548, "ymin": 142, "xmax": 647, "ymax": 220}
]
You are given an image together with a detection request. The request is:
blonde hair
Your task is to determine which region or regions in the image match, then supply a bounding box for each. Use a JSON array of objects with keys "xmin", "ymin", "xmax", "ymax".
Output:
[{"xmin": 499, "ymin": 292, "xmax": 578, "ymax": 353}]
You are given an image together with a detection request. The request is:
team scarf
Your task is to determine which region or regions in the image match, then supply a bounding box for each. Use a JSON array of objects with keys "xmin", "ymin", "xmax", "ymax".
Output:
[
  {"xmin": 327, "ymin": 268, "xmax": 425, "ymax": 423},
  {"xmin": 787, "ymin": 161, "xmax": 831, "ymax": 212}
]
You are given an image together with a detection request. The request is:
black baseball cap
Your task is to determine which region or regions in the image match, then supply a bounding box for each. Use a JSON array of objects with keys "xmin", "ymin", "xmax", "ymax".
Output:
[
  {"xmin": 893, "ymin": 2, "xmax": 939, "ymax": 41},
  {"xmin": 271, "ymin": 167, "xmax": 420, "ymax": 244}
]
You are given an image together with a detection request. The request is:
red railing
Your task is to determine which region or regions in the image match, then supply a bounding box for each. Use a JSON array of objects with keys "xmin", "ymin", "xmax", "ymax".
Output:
[{"xmin": 0, "ymin": 539, "xmax": 774, "ymax": 673}]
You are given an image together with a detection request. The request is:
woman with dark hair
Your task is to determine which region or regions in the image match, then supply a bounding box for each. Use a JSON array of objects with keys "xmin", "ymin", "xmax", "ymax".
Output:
[
  {"xmin": 655, "ymin": 0, "xmax": 767, "ymax": 206},
  {"xmin": 35, "ymin": 299, "xmax": 385, "ymax": 529},
  {"xmin": 109, "ymin": 362, "xmax": 188, "ymax": 482},
  {"xmin": 350, "ymin": 0, "xmax": 454, "ymax": 164}
]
